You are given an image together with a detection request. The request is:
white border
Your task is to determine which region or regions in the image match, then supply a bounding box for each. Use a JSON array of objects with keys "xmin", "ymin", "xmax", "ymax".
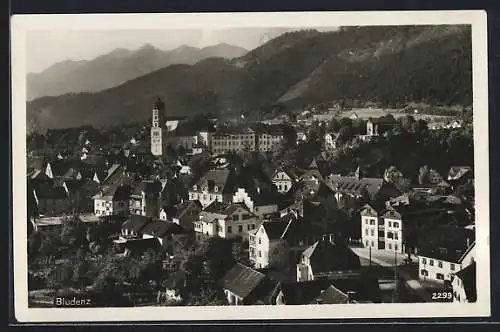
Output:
[{"xmin": 11, "ymin": 10, "xmax": 490, "ymax": 322}]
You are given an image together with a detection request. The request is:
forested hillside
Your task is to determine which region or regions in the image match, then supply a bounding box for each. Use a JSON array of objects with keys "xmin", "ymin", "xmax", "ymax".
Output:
[{"xmin": 27, "ymin": 25, "xmax": 472, "ymax": 132}]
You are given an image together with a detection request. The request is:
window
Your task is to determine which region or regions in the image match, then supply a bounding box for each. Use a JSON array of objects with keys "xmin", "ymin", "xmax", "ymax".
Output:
[
  {"xmin": 365, "ymin": 220, "xmax": 368, "ymax": 225},
  {"xmin": 429, "ymin": 259, "xmax": 434, "ymax": 266},
  {"xmin": 438, "ymin": 261, "xmax": 443, "ymax": 268},
  {"xmin": 394, "ymin": 244, "xmax": 398, "ymax": 251},
  {"xmin": 387, "ymin": 232, "xmax": 393, "ymax": 239},
  {"xmin": 369, "ymin": 219, "xmax": 376, "ymax": 225},
  {"xmin": 238, "ymin": 225, "xmax": 243, "ymax": 233},
  {"xmin": 422, "ymin": 258, "xmax": 427, "ymax": 264},
  {"xmin": 388, "ymin": 243, "xmax": 392, "ymax": 250},
  {"xmin": 421, "ymin": 269, "xmax": 428, "ymax": 276},
  {"xmin": 436, "ymin": 273, "xmax": 444, "ymax": 280},
  {"xmin": 371, "ymin": 241, "xmax": 374, "ymax": 247},
  {"xmin": 247, "ymin": 224, "xmax": 251, "ymax": 230},
  {"xmin": 258, "ymin": 238, "xmax": 261, "ymax": 244},
  {"xmin": 393, "ymin": 222, "xmax": 399, "ymax": 228},
  {"xmin": 232, "ymin": 215, "xmax": 239, "ymax": 221},
  {"xmin": 258, "ymin": 251, "xmax": 261, "ymax": 257},
  {"xmin": 394, "ymin": 233, "xmax": 399, "ymax": 240},
  {"xmin": 227, "ymin": 226, "xmax": 232, "ymax": 233},
  {"xmin": 365, "ymin": 229, "xmax": 368, "ymax": 236},
  {"xmin": 450, "ymin": 263, "xmax": 455, "ymax": 271},
  {"xmin": 370, "ymin": 230, "xmax": 374, "ymax": 236}
]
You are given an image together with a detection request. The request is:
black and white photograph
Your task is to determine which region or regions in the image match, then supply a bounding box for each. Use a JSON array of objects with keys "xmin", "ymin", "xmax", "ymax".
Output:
[{"xmin": 11, "ymin": 11, "xmax": 490, "ymax": 322}]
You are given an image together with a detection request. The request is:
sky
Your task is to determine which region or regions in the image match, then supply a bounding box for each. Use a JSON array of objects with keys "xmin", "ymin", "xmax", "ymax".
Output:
[{"xmin": 26, "ymin": 27, "xmax": 338, "ymax": 73}]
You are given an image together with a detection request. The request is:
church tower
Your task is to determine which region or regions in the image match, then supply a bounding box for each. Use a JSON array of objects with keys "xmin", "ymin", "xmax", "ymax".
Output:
[{"xmin": 151, "ymin": 98, "xmax": 166, "ymax": 156}]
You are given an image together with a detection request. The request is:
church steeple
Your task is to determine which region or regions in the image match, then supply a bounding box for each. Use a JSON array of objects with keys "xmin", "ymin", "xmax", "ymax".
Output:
[{"xmin": 151, "ymin": 98, "xmax": 165, "ymax": 156}]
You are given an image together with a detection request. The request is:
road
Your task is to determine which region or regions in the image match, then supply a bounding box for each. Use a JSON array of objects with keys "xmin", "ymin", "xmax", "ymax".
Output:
[{"xmin": 350, "ymin": 246, "xmax": 433, "ymax": 302}]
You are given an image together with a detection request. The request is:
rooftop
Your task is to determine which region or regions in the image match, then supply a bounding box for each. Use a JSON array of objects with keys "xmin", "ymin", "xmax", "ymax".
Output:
[{"xmin": 220, "ymin": 263, "xmax": 266, "ymax": 299}]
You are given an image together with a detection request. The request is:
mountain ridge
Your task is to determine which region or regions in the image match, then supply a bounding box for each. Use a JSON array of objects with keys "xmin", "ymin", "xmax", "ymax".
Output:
[
  {"xmin": 26, "ymin": 26, "xmax": 472, "ymax": 133},
  {"xmin": 27, "ymin": 43, "xmax": 249, "ymax": 100}
]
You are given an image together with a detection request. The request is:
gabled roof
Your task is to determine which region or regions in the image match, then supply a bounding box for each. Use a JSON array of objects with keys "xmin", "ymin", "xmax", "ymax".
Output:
[
  {"xmin": 262, "ymin": 221, "xmax": 289, "ymax": 240},
  {"xmin": 121, "ymin": 215, "xmax": 152, "ymax": 233},
  {"xmin": 141, "ymin": 221, "xmax": 185, "ymax": 237},
  {"xmin": 454, "ymin": 261, "xmax": 476, "ymax": 302},
  {"xmin": 328, "ymin": 175, "xmax": 384, "ymax": 197},
  {"xmin": 220, "ymin": 263, "xmax": 266, "ymax": 299},
  {"xmin": 122, "ymin": 238, "xmax": 161, "ymax": 253},
  {"xmin": 448, "ymin": 166, "xmax": 472, "ymax": 181},
  {"xmin": 204, "ymin": 201, "xmax": 251, "ymax": 217},
  {"xmin": 301, "ymin": 239, "xmax": 361, "ymax": 274},
  {"xmin": 193, "ymin": 169, "xmax": 233, "ymax": 194},
  {"xmin": 311, "ymin": 285, "xmax": 349, "ymax": 304},
  {"xmin": 34, "ymin": 185, "xmax": 68, "ymax": 200},
  {"xmin": 174, "ymin": 200, "xmax": 202, "ymax": 219}
]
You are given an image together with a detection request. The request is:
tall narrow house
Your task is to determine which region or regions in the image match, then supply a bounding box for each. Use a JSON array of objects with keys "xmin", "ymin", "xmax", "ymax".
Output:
[{"xmin": 151, "ymin": 98, "xmax": 166, "ymax": 156}]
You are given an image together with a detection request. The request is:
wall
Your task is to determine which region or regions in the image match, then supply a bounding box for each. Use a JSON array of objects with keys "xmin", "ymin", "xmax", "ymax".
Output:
[
  {"xmin": 418, "ymin": 255, "xmax": 457, "ymax": 283},
  {"xmin": 451, "ymin": 275, "xmax": 469, "ymax": 303}
]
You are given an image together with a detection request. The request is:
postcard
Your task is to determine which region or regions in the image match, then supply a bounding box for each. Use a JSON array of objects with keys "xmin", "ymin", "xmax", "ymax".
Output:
[{"xmin": 11, "ymin": 10, "xmax": 490, "ymax": 322}]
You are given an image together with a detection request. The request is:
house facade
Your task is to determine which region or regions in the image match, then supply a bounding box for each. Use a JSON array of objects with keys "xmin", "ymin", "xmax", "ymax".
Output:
[
  {"xmin": 211, "ymin": 128, "xmax": 257, "ymax": 154},
  {"xmin": 93, "ymin": 185, "xmax": 130, "ymax": 217},
  {"xmin": 193, "ymin": 202, "xmax": 259, "ymax": 241},
  {"xmin": 272, "ymin": 169, "xmax": 297, "ymax": 194},
  {"xmin": 188, "ymin": 169, "xmax": 234, "ymax": 208}
]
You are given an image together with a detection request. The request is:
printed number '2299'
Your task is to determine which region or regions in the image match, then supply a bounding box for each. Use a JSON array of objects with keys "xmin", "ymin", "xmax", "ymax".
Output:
[{"xmin": 432, "ymin": 292, "xmax": 453, "ymax": 300}]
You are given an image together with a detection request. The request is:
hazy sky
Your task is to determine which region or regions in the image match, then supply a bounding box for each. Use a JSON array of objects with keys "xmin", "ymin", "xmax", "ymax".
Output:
[{"xmin": 26, "ymin": 27, "xmax": 338, "ymax": 73}]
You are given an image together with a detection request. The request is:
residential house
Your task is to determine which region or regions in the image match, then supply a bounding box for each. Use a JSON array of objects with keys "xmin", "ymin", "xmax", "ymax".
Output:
[
  {"xmin": 129, "ymin": 180, "xmax": 163, "ymax": 218},
  {"xmin": 418, "ymin": 249, "xmax": 461, "ymax": 284},
  {"xmin": 188, "ymin": 169, "xmax": 236, "ymax": 208},
  {"xmin": 272, "ymin": 167, "xmax": 300, "ymax": 194},
  {"xmin": 194, "ymin": 202, "xmax": 258, "ymax": 241},
  {"xmin": 160, "ymin": 200, "xmax": 202, "ymax": 231},
  {"xmin": 118, "ymin": 215, "xmax": 152, "ymax": 240},
  {"xmin": 219, "ymin": 263, "xmax": 268, "ymax": 305},
  {"xmin": 418, "ymin": 237, "xmax": 475, "ymax": 285},
  {"xmin": 452, "ymin": 261, "xmax": 476, "ymax": 303},
  {"xmin": 141, "ymin": 220, "xmax": 185, "ymax": 246},
  {"xmin": 248, "ymin": 214, "xmax": 325, "ymax": 269},
  {"xmin": 428, "ymin": 168, "xmax": 444, "ymax": 185},
  {"xmin": 296, "ymin": 236, "xmax": 361, "ymax": 282},
  {"xmin": 323, "ymin": 132, "xmax": 338, "ymax": 151},
  {"xmin": 32, "ymin": 184, "xmax": 70, "ymax": 216},
  {"xmin": 92, "ymin": 184, "xmax": 131, "ymax": 217}
]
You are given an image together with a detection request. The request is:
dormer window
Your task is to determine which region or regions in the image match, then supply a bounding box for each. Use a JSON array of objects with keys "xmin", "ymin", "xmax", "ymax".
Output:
[{"xmin": 193, "ymin": 185, "xmax": 197, "ymax": 191}]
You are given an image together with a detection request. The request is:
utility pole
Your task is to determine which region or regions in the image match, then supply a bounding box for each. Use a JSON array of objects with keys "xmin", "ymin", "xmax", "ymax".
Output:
[{"xmin": 369, "ymin": 246, "xmax": 372, "ymax": 267}]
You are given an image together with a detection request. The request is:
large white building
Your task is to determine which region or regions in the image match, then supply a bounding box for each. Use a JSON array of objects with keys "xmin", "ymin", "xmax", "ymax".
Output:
[{"xmin": 360, "ymin": 204, "xmax": 403, "ymax": 253}]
